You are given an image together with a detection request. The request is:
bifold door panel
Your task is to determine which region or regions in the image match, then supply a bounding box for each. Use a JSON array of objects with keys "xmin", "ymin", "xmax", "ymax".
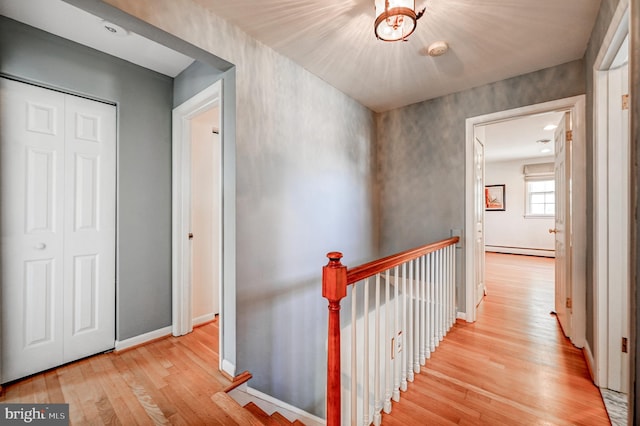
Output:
[{"xmin": 1, "ymin": 78, "xmax": 116, "ymax": 383}]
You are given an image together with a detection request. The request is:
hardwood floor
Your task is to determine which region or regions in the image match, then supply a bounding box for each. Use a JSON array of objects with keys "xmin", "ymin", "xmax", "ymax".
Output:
[
  {"xmin": 382, "ymin": 252, "xmax": 611, "ymax": 425},
  {"xmin": 0, "ymin": 320, "xmax": 233, "ymax": 425}
]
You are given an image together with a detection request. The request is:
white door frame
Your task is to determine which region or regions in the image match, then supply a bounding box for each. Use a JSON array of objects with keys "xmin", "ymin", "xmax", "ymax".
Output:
[
  {"xmin": 593, "ymin": 0, "xmax": 630, "ymax": 388},
  {"xmin": 464, "ymin": 95, "xmax": 587, "ymax": 350},
  {"xmin": 172, "ymin": 82, "xmax": 222, "ymax": 343}
]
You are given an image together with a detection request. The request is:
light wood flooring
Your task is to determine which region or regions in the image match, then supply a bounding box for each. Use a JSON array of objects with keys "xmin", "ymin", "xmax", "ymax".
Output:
[
  {"xmin": 0, "ymin": 320, "xmax": 234, "ymax": 425},
  {"xmin": 382, "ymin": 252, "xmax": 611, "ymax": 425}
]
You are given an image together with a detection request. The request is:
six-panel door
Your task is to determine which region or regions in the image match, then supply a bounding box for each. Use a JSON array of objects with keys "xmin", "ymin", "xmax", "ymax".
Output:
[{"xmin": 1, "ymin": 78, "xmax": 116, "ymax": 383}]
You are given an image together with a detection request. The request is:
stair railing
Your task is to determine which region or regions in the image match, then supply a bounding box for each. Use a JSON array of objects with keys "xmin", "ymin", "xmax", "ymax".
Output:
[{"xmin": 323, "ymin": 237, "xmax": 459, "ymax": 426}]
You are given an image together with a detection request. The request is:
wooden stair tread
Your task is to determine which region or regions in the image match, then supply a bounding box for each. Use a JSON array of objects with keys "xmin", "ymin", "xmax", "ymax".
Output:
[
  {"xmin": 270, "ymin": 411, "xmax": 294, "ymax": 425},
  {"xmin": 244, "ymin": 402, "xmax": 282, "ymax": 425},
  {"xmin": 211, "ymin": 392, "xmax": 264, "ymax": 425}
]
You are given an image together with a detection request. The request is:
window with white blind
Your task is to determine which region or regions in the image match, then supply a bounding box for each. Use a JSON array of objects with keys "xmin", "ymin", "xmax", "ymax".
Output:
[
  {"xmin": 526, "ymin": 179, "xmax": 555, "ymax": 216},
  {"xmin": 523, "ymin": 163, "xmax": 555, "ymax": 218}
]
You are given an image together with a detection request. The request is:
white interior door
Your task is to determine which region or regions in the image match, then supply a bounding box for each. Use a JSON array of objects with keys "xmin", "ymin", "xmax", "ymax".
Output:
[
  {"xmin": 1, "ymin": 78, "xmax": 116, "ymax": 383},
  {"xmin": 606, "ymin": 62, "xmax": 629, "ymax": 393},
  {"xmin": 190, "ymin": 107, "xmax": 221, "ymax": 325},
  {"xmin": 474, "ymin": 132, "xmax": 486, "ymax": 306},
  {"xmin": 62, "ymin": 94, "xmax": 116, "ymax": 361},
  {"xmin": 553, "ymin": 112, "xmax": 572, "ymax": 339}
]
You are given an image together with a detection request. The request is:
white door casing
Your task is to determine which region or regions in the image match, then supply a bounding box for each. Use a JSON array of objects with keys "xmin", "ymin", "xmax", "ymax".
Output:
[
  {"xmin": 172, "ymin": 81, "xmax": 231, "ymax": 375},
  {"xmin": 1, "ymin": 78, "xmax": 116, "ymax": 383},
  {"xmin": 592, "ymin": 0, "xmax": 630, "ymax": 391},
  {"xmin": 473, "ymin": 132, "xmax": 486, "ymax": 306},
  {"xmin": 553, "ymin": 112, "xmax": 572, "ymax": 339},
  {"xmin": 605, "ymin": 62, "xmax": 629, "ymax": 393}
]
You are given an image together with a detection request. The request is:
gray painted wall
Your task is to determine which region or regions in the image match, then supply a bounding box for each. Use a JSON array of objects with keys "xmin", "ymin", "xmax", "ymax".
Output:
[
  {"xmin": 173, "ymin": 60, "xmax": 223, "ymax": 108},
  {"xmin": 376, "ymin": 60, "xmax": 585, "ymax": 312},
  {"xmin": 583, "ymin": 0, "xmax": 620, "ymax": 354},
  {"xmin": 0, "ymin": 16, "xmax": 174, "ymax": 341},
  {"xmin": 102, "ymin": 0, "xmax": 378, "ymax": 417}
]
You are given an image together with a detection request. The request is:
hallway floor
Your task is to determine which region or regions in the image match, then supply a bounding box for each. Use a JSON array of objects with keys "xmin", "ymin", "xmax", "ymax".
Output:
[
  {"xmin": 382, "ymin": 252, "xmax": 611, "ymax": 425},
  {"xmin": 0, "ymin": 320, "xmax": 232, "ymax": 424}
]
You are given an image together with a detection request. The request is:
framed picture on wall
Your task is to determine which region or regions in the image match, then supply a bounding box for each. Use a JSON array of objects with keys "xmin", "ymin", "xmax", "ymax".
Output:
[{"xmin": 485, "ymin": 184, "xmax": 506, "ymax": 211}]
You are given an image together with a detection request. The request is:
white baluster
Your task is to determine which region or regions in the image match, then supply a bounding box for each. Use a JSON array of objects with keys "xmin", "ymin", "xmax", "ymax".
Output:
[
  {"xmin": 419, "ymin": 255, "xmax": 426, "ymax": 366},
  {"xmin": 384, "ymin": 269, "xmax": 392, "ymax": 413},
  {"xmin": 374, "ymin": 273, "xmax": 381, "ymax": 426},
  {"xmin": 451, "ymin": 245, "xmax": 457, "ymax": 327},
  {"xmin": 430, "ymin": 252, "xmax": 436, "ymax": 353},
  {"xmin": 438, "ymin": 249, "xmax": 444, "ymax": 342},
  {"xmin": 448, "ymin": 246, "xmax": 453, "ymax": 330},
  {"xmin": 363, "ymin": 278, "xmax": 370, "ymax": 426},
  {"xmin": 408, "ymin": 259, "xmax": 417, "ymax": 378},
  {"xmin": 393, "ymin": 266, "xmax": 400, "ymax": 402},
  {"xmin": 400, "ymin": 262, "xmax": 408, "ymax": 391},
  {"xmin": 425, "ymin": 253, "xmax": 431, "ymax": 360},
  {"xmin": 416, "ymin": 258, "xmax": 425, "ymax": 364},
  {"xmin": 351, "ymin": 284, "xmax": 357, "ymax": 425},
  {"xmin": 413, "ymin": 258, "xmax": 420, "ymax": 374}
]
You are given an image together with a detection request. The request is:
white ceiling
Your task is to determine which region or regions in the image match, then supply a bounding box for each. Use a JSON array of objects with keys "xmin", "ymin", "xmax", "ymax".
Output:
[
  {"xmin": 194, "ymin": 0, "xmax": 602, "ymax": 112},
  {"xmin": 2, "ymin": 0, "xmax": 601, "ymax": 112},
  {"xmin": 0, "ymin": 0, "xmax": 592, "ymax": 165},
  {"xmin": 483, "ymin": 111, "xmax": 564, "ymax": 163},
  {"xmin": 0, "ymin": 0, "xmax": 194, "ymax": 77}
]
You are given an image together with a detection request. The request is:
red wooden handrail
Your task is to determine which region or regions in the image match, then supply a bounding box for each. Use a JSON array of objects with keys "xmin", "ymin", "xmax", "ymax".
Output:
[
  {"xmin": 346, "ymin": 237, "xmax": 459, "ymax": 285},
  {"xmin": 322, "ymin": 237, "xmax": 459, "ymax": 425}
]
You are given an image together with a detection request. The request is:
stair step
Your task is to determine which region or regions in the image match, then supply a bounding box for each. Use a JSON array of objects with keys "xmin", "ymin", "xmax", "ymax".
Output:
[
  {"xmin": 211, "ymin": 392, "xmax": 264, "ymax": 425},
  {"xmin": 270, "ymin": 411, "xmax": 294, "ymax": 425},
  {"xmin": 244, "ymin": 402, "xmax": 282, "ymax": 425}
]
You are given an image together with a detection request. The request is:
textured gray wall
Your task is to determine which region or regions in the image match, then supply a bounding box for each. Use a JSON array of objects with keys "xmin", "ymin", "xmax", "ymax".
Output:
[
  {"xmin": 102, "ymin": 0, "xmax": 378, "ymax": 417},
  {"xmin": 376, "ymin": 60, "xmax": 586, "ymax": 312},
  {"xmin": 583, "ymin": 0, "xmax": 620, "ymax": 353},
  {"xmin": 0, "ymin": 17, "xmax": 174, "ymax": 341}
]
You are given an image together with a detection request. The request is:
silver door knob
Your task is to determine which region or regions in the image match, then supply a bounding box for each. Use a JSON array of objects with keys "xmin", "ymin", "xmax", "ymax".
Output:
[
  {"xmin": 35, "ymin": 243, "xmax": 46, "ymax": 249},
  {"xmin": 549, "ymin": 228, "xmax": 558, "ymax": 234}
]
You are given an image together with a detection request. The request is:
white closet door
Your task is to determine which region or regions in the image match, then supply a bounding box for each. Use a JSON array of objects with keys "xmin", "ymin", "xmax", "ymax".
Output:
[
  {"xmin": 1, "ymin": 78, "xmax": 116, "ymax": 383},
  {"xmin": 63, "ymin": 94, "xmax": 116, "ymax": 362}
]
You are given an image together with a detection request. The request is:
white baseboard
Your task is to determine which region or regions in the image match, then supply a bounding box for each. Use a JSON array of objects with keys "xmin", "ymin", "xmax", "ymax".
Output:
[
  {"xmin": 221, "ymin": 359, "xmax": 236, "ymax": 378},
  {"xmin": 583, "ymin": 342, "xmax": 597, "ymax": 384},
  {"xmin": 228, "ymin": 384, "xmax": 325, "ymax": 426},
  {"xmin": 193, "ymin": 313, "xmax": 216, "ymax": 327},
  {"xmin": 485, "ymin": 246, "xmax": 555, "ymax": 258},
  {"xmin": 115, "ymin": 326, "xmax": 172, "ymax": 351},
  {"xmin": 456, "ymin": 312, "xmax": 467, "ymax": 321}
]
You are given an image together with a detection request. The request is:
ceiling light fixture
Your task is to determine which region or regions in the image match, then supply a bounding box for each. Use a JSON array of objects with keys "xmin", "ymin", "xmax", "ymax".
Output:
[
  {"xmin": 543, "ymin": 124, "xmax": 558, "ymax": 131},
  {"xmin": 374, "ymin": 0, "xmax": 425, "ymax": 42}
]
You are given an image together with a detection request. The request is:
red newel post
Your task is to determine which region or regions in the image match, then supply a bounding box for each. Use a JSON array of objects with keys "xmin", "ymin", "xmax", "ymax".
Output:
[{"xmin": 323, "ymin": 252, "xmax": 347, "ymax": 426}]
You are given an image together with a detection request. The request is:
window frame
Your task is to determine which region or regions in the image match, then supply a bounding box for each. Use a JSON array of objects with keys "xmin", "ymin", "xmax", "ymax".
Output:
[{"xmin": 524, "ymin": 175, "xmax": 555, "ymax": 218}]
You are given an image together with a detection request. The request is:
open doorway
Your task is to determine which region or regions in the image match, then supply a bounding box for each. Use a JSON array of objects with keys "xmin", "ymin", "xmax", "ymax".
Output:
[
  {"xmin": 190, "ymin": 106, "xmax": 222, "ymax": 327},
  {"xmin": 464, "ymin": 95, "xmax": 587, "ymax": 351},
  {"xmin": 172, "ymin": 81, "xmax": 225, "ymax": 370}
]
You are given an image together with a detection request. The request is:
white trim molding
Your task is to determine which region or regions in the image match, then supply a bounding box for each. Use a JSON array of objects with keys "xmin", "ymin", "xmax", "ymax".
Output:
[
  {"xmin": 592, "ymin": 0, "xmax": 630, "ymax": 390},
  {"xmin": 228, "ymin": 384, "xmax": 326, "ymax": 426},
  {"xmin": 115, "ymin": 326, "xmax": 172, "ymax": 352},
  {"xmin": 172, "ymin": 81, "xmax": 222, "ymax": 338}
]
